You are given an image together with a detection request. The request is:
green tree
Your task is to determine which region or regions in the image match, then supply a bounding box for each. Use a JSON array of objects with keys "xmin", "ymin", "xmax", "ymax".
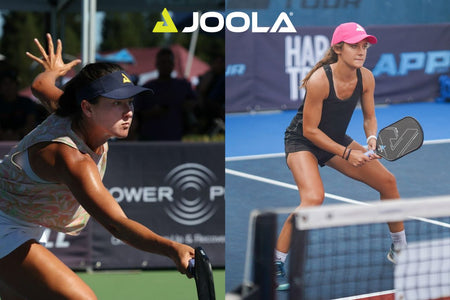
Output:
[
  {"xmin": 0, "ymin": 10, "xmax": 224, "ymax": 89},
  {"xmin": 61, "ymin": 13, "xmax": 82, "ymax": 60},
  {"xmin": 101, "ymin": 12, "xmax": 158, "ymax": 51},
  {"xmin": 0, "ymin": 11, "xmax": 82, "ymax": 89},
  {"xmin": 1, "ymin": 11, "xmax": 45, "ymax": 89}
]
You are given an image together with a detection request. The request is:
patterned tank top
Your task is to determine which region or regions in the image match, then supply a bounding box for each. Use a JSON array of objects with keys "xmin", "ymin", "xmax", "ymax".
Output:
[{"xmin": 0, "ymin": 114, "xmax": 108, "ymax": 235}]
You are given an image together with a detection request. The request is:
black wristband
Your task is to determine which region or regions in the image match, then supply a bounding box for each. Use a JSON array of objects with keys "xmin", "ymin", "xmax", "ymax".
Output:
[
  {"xmin": 345, "ymin": 149, "xmax": 352, "ymax": 160},
  {"xmin": 342, "ymin": 146, "xmax": 348, "ymax": 159}
]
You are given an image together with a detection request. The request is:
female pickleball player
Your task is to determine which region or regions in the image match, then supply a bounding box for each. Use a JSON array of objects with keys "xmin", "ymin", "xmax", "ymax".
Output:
[
  {"xmin": 0, "ymin": 34, "xmax": 194, "ymax": 299},
  {"xmin": 275, "ymin": 23, "xmax": 407, "ymax": 290}
]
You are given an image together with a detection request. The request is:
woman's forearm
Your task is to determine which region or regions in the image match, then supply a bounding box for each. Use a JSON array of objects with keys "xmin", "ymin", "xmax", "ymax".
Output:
[
  {"xmin": 106, "ymin": 216, "xmax": 178, "ymax": 259},
  {"xmin": 31, "ymin": 70, "xmax": 64, "ymax": 112}
]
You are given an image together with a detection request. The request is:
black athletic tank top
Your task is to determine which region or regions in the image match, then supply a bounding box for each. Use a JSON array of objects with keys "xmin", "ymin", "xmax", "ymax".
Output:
[{"xmin": 285, "ymin": 64, "xmax": 363, "ymax": 143}]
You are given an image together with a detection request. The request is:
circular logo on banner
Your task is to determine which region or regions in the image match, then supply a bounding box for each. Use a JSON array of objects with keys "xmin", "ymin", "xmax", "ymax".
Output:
[{"xmin": 163, "ymin": 163, "xmax": 223, "ymax": 226}]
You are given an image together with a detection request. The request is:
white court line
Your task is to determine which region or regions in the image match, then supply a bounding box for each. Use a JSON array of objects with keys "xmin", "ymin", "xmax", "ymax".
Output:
[
  {"xmin": 225, "ymin": 138, "xmax": 450, "ymax": 162},
  {"xmin": 423, "ymin": 138, "xmax": 450, "ymax": 145},
  {"xmin": 225, "ymin": 168, "xmax": 450, "ymax": 228},
  {"xmin": 332, "ymin": 289, "xmax": 395, "ymax": 300},
  {"xmin": 225, "ymin": 168, "xmax": 368, "ymax": 206},
  {"xmin": 226, "ymin": 153, "xmax": 284, "ymax": 162}
]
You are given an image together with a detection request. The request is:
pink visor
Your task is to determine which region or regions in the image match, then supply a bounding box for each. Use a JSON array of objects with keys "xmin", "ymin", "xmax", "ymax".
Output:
[{"xmin": 331, "ymin": 22, "xmax": 377, "ymax": 46}]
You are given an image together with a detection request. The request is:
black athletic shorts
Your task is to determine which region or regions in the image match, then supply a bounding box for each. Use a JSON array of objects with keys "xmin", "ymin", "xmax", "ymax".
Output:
[{"xmin": 285, "ymin": 134, "xmax": 353, "ymax": 167}]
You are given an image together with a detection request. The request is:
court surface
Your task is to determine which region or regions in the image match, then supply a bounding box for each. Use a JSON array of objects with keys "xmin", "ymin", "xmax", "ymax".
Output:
[
  {"xmin": 78, "ymin": 269, "xmax": 225, "ymax": 300},
  {"xmin": 225, "ymin": 102, "xmax": 450, "ymax": 298},
  {"xmin": 0, "ymin": 269, "xmax": 225, "ymax": 300}
]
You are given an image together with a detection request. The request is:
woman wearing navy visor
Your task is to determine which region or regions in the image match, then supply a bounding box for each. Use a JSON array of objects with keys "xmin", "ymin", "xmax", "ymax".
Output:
[{"xmin": 0, "ymin": 34, "xmax": 194, "ymax": 299}]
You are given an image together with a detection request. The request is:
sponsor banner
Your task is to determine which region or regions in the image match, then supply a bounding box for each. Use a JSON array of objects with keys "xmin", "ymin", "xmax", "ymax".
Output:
[
  {"xmin": 225, "ymin": 0, "xmax": 449, "ymax": 26},
  {"xmin": 93, "ymin": 142, "xmax": 225, "ymax": 269},
  {"xmin": 41, "ymin": 224, "xmax": 92, "ymax": 270},
  {"xmin": 226, "ymin": 23, "xmax": 450, "ymax": 112},
  {"xmin": 0, "ymin": 142, "xmax": 224, "ymax": 270}
]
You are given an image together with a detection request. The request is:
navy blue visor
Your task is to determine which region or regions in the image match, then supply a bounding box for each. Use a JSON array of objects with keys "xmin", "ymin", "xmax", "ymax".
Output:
[{"xmin": 76, "ymin": 71, "xmax": 152, "ymax": 103}]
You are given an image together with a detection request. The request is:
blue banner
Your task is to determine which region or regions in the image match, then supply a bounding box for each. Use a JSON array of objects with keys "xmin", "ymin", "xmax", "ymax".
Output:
[{"xmin": 226, "ymin": 23, "xmax": 450, "ymax": 112}]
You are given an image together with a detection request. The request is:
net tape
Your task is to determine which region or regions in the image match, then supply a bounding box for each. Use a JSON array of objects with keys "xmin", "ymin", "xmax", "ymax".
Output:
[{"xmin": 294, "ymin": 195, "xmax": 450, "ymax": 230}]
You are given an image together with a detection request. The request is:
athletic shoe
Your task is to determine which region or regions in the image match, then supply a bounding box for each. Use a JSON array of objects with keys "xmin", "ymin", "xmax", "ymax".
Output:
[
  {"xmin": 387, "ymin": 243, "xmax": 400, "ymax": 264},
  {"xmin": 274, "ymin": 261, "xmax": 290, "ymax": 291}
]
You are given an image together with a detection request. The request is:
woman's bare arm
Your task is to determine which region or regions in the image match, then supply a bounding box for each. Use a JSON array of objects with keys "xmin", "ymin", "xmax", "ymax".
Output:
[
  {"xmin": 26, "ymin": 33, "xmax": 81, "ymax": 112},
  {"xmin": 29, "ymin": 142, "xmax": 194, "ymax": 276},
  {"xmin": 360, "ymin": 67, "xmax": 378, "ymax": 151}
]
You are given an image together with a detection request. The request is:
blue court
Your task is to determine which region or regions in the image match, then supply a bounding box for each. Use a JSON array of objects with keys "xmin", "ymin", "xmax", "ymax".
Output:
[{"xmin": 225, "ymin": 102, "xmax": 450, "ymax": 298}]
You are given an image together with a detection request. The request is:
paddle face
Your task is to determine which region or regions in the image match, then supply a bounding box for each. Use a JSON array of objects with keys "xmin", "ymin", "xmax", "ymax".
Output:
[
  {"xmin": 374, "ymin": 117, "xmax": 424, "ymax": 161},
  {"xmin": 188, "ymin": 247, "xmax": 216, "ymax": 300}
]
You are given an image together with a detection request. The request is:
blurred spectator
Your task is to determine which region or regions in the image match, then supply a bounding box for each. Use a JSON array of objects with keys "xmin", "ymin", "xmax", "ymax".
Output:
[
  {"xmin": 196, "ymin": 55, "xmax": 225, "ymax": 135},
  {"xmin": 0, "ymin": 65, "xmax": 47, "ymax": 140},
  {"xmin": 132, "ymin": 48, "xmax": 198, "ymax": 141}
]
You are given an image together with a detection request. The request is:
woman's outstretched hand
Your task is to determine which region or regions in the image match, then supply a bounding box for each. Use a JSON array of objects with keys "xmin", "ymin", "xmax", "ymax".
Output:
[
  {"xmin": 26, "ymin": 33, "xmax": 81, "ymax": 77},
  {"xmin": 26, "ymin": 33, "xmax": 82, "ymax": 112}
]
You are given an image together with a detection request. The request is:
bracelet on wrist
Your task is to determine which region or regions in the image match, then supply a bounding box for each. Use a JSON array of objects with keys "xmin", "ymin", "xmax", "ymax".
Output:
[
  {"xmin": 345, "ymin": 149, "xmax": 352, "ymax": 160},
  {"xmin": 366, "ymin": 135, "xmax": 377, "ymax": 144},
  {"xmin": 342, "ymin": 146, "xmax": 348, "ymax": 159}
]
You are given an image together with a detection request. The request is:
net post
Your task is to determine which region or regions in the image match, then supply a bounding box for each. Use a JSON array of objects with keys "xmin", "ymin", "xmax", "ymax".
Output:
[
  {"xmin": 253, "ymin": 212, "xmax": 276, "ymax": 300},
  {"xmin": 289, "ymin": 212, "xmax": 308, "ymax": 300}
]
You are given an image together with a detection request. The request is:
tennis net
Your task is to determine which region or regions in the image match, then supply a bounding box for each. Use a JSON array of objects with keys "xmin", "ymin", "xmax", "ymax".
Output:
[{"xmin": 290, "ymin": 196, "xmax": 450, "ymax": 300}]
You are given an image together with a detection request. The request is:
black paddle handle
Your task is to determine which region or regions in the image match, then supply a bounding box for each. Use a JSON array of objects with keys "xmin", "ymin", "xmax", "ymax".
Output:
[{"xmin": 188, "ymin": 258, "xmax": 195, "ymax": 276}]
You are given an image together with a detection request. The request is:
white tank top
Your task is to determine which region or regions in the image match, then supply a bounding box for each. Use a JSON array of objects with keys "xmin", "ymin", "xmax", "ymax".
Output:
[{"xmin": 0, "ymin": 114, "xmax": 108, "ymax": 235}]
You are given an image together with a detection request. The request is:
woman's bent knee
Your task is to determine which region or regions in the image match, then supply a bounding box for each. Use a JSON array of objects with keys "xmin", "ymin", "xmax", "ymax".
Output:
[
  {"xmin": 378, "ymin": 171, "xmax": 399, "ymax": 199},
  {"xmin": 383, "ymin": 172, "xmax": 397, "ymax": 189},
  {"xmin": 301, "ymin": 192, "xmax": 325, "ymax": 207}
]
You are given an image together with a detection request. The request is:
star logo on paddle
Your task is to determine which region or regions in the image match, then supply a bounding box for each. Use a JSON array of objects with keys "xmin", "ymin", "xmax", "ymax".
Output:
[{"xmin": 377, "ymin": 145, "xmax": 386, "ymax": 153}]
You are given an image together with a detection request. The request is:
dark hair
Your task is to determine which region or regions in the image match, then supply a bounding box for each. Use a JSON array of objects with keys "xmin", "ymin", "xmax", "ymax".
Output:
[
  {"xmin": 56, "ymin": 62, "xmax": 123, "ymax": 119},
  {"xmin": 300, "ymin": 42, "xmax": 344, "ymax": 88}
]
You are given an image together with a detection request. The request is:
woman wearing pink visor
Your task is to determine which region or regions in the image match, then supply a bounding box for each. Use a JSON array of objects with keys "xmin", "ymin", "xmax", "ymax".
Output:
[{"xmin": 276, "ymin": 22, "xmax": 406, "ymax": 290}]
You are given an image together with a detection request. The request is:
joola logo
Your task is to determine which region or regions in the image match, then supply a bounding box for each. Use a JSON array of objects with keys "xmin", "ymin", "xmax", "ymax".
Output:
[
  {"xmin": 121, "ymin": 73, "xmax": 131, "ymax": 83},
  {"xmin": 152, "ymin": 8, "xmax": 296, "ymax": 33},
  {"xmin": 153, "ymin": 8, "xmax": 178, "ymax": 32},
  {"xmin": 356, "ymin": 24, "xmax": 365, "ymax": 32}
]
